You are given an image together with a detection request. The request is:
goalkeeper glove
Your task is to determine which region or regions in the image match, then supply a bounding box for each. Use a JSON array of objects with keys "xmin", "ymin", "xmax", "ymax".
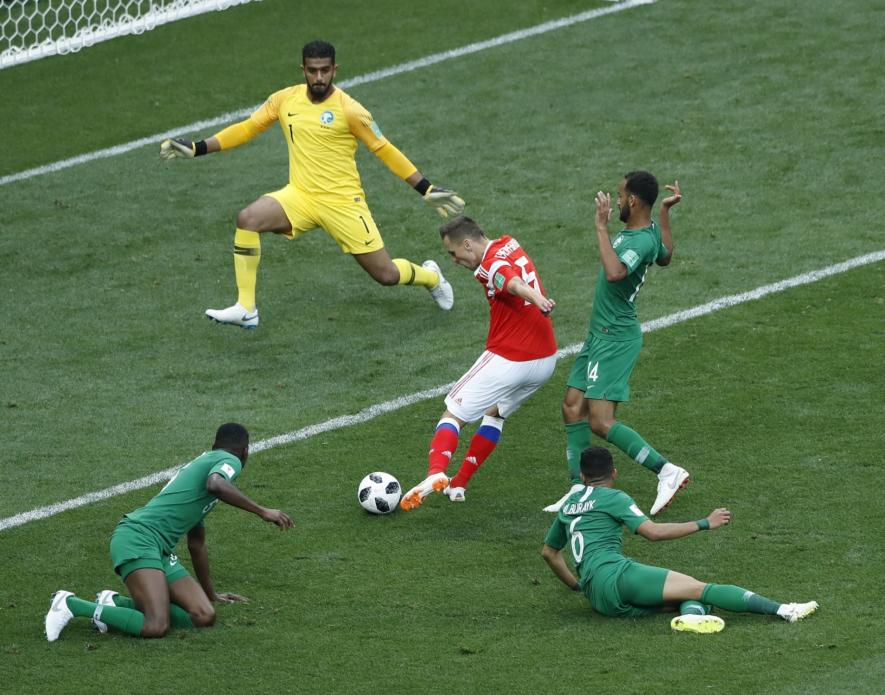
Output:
[
  {"xmin": 423, "ymin": 185, "xmax": 465, "ymax": 219},
  {"xmin": 160, "ymin": 138, "xmax": 208, "ymax": 159}
]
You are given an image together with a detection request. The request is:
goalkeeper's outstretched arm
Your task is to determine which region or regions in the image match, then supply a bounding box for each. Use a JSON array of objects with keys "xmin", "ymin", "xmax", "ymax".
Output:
[
  {"xmin": 371, "ymin": 142, "xmax": 465, "ymax": 218},
  {"xmin": 405, "ymin": 169, "xmax": 466, "ymax": 220},
  {"xmin": 159, "ymin": 136, "xmax": 221, "ymax": 159},
  {"xmin": 160, "ymin": 118, "xmax": 267, "ymax": 160}
]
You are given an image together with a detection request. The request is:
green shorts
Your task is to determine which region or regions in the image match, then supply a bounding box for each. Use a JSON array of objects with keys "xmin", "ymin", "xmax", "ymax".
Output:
[
  {"xmin": 584, "ymin": 556, "xmax": 666, "ymax": 617},
  {"xmin": 567, "ymin": 333, "xmax": 642, "ymax": 402},
  {"xmin": 109, "ymin": 520, "xmax": 190, "ymax": 583}
]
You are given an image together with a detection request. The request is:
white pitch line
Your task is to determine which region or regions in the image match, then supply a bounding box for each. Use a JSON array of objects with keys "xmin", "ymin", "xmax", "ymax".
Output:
[
  {"xmin": 0, "ymin": 0, "xmax": 655, "ymax": 188},
  {"xmin": 2, "ymin": 248, "xmax": 882, "ymax": 533}
]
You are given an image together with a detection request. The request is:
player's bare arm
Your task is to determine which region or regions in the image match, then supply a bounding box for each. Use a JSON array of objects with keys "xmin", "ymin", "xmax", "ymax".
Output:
[
  {"xmin": 205, "ymin": 473, "xmax": 295, "ymax": 529},
  {"xmin": 186, "ymin": 523, "xmax": 250, "ymax": 604},
  {"xmin": 657, "ymin": 180, "xmax": 680, "ymax": 266},
  {"xmin": 541, "ymin": 545, "xmax": 581, "ymax": 590},
  {"xmin": 506, "ymin": 276, "xmax": 555, "ymax": 316},
  {"xmin": 636, "ymin": 507, "xmax": 731, "ymax": 541},
  {"xmin": 594, "ymin": 191, "xmax": 628, "ymax": 282},
  {"xmin": 186, "ymin": 524, "xmax": 220, "ymax": 601}
]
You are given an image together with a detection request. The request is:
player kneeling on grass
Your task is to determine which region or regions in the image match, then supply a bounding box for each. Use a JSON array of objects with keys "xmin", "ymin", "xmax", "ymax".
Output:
[
  {"xmin": 541, "ymin": 446, "xmax": 817, "ymax": 633},
  {"xmin": 45, "ymin": 423, "xmax": 293, "ymax": 641},
  {"xmin": 401, "ymin": 216, "xmax": 557, "ymax": 510}
]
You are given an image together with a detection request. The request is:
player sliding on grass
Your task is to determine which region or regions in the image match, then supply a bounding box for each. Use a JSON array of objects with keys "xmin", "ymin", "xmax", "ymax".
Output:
[
  {"xmin": 546, "ymin": 171, "xmax": 688, "ymax": 515},
  {"xmin": 159, "ymin": 39, "xmax": 464, "ymax": 329},
  {"xmin": 400, "ymin": 216, "xmax": 557, "ymax": 510},
  {"xmin": 45, "ymin": 423, "xmax": 293, "ymax": 641},
  {"xmin": 542, "ymin": 446, "xmax": 818, "ymax": 633}
]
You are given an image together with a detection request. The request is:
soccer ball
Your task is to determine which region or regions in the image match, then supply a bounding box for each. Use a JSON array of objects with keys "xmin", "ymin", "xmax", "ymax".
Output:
[{"xmin": 358, "ymin": 472, "xmax": 401, "ymax": 514}]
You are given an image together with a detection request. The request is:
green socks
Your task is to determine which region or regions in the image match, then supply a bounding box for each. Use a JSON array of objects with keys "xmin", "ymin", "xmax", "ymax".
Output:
[
  {"xmin": 567, "ymin": 420, "xmax": 667, "ymax": 478},
  {"xmin": 66, "ymin": 596, "xmax": 144, "ymax": 637},
  {"xmin": 111, "ymin": 594, "xmax": 193, "ymax": 629},
  {"xmin": 565, "ymin": 421, "xmax": 591, "ymax": 483},
  {"xmin": 701, "ymin": 584, "xmax": 781, "ymax": 615},
  {"xmin": 94, "ymin": 605, "xmax": 145, "ymax": 636},
  {"xmin": 606, "ymin": 422, "xmax": 666, "ymax": 473},
  {"xmin": 678, "ymin": 600, "xmax": 708, "ymax": 616},
  {"xmin": 111, "ymin": 593, "xmax": 134, "ymax": 608},
  {"xmin": 168, "ymin": 603, "xmax": 194, "ymax": 629},
  {"xmin": 66, "ymin": 593, "xmax": 196, "ymax": 637}
]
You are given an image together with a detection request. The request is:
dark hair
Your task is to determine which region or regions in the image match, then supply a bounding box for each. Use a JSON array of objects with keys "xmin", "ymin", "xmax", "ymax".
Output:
[
  {"xmin": 302, "ymin": 40, "xmax": 335, "ymax": 63},
  {"xmin": 580, "ymin": 446, "xmax": 614, "ymax": 480},
  {"xmin": 439, "ymin": 215, "xmax": 485, "ymax": 242},
  {"xmin": 213, "ymin": 422, "xmax": 249, "ymax": 449},
  {"xmin": 624, "ymin": 170, "xmax": 659, "ymax": 207}
]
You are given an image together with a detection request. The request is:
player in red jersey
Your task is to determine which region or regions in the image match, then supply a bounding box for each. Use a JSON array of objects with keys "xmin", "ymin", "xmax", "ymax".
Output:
[{"xmin": 401, "ymin": 216, "xmax": 557, "ymax": 510}]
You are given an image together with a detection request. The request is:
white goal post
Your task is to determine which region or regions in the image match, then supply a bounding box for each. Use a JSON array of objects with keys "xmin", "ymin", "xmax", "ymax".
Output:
[{"xmin": 1, "ymin": 0, "xmax": 261, "ymax": 69}]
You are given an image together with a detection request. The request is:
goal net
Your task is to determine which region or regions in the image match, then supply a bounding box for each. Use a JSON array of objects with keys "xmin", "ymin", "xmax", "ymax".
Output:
[{"xmin": 1, "ymin": 0, "xmax": 261, "ymax": 69}]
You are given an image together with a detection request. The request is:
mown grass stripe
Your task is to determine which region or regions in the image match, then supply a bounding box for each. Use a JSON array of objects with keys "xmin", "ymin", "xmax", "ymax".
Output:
[
  {"xmin": 0, "ymin": 0, "xmax": 654, "ymax": 187},
  {"xmin": 2, "ymin": 247, "xmax": 881, "ymax": 533}
]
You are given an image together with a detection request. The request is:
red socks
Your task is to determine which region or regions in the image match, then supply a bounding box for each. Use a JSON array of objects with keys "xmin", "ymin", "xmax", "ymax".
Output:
[
  {"xmin": 450, "ymin": 415, "xmax": 504, "ymax": 489},
  {"xmin": 428, "ymin": 418, "xmax": 460, "ymax": 475}
]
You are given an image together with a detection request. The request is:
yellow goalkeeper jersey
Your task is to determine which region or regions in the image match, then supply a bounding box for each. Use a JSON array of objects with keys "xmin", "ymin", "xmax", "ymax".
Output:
[{"xmin": 249, "ymin": 85, "xmax": 387, "ymax": 199}]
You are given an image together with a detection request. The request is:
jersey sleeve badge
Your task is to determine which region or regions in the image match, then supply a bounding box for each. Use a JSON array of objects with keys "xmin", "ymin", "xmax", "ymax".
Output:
[
  {"xmin": 220, "ymin": 462, "xmax": 237, "ymax": 480},
  {"xmin": 620, "ymin": 249, "xmax": 640, "ymax": 270}
]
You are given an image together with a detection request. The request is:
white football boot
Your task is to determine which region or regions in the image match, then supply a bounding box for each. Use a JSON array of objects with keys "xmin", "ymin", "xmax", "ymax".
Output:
[
  {"xmin": 205, "ymin": 303, "xmax": 259, "ymax": 329},
  {"xmin": 650, "ymin": 462, "xmax": 690, "ymax": 515},
  {"xmin": 777, "ymin": 601, "xmax": 819, "ymax": 623},
  {"xmin": 92, "ymin": 589, "xmax": 119, "ymax": 634},
  {"xmin": 422, "ymin": 260, "xmax": 454, "ymax": 311},
  {"xmin": 443, "ymin": 485, "xmax": 466, "ymax": 502},
  {"xmin": 543, "ymin": 483, "xmax": 585, "ymax": 513},
  {"xmin": 400, "ymin": 472, "xmax": 449, "ymax": 511},
  {"xmin": 670, "ymin": 614, "xmax": 725, "ymax": 634},
  {"xmin": 45, "ymin": 590, "xmax": 75, "ymax": 642}
]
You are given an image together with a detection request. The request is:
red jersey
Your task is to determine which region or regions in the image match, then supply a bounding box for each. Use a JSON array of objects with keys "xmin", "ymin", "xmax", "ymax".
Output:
[{"xmin": 473, "ymin": 236, "xmax": 557, "ymax": 361}]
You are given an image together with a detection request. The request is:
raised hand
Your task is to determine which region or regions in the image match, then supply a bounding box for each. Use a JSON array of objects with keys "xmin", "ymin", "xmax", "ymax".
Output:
[
  {"xmin": 661, "ymin": 180, "xmax": 682, "ymax": 209},
  {"xmin": 595, "ymin": 190, "xmax": 612, "ymax": 231}
]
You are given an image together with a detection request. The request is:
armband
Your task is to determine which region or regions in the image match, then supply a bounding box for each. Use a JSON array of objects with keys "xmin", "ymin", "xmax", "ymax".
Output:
[
  {"xmin": 413, "ymin": 177, "xmax": 431, "ymax": 196},
  {"xmin": 696, "ymin": 519, "xmax": 710, "ymax": 531}
]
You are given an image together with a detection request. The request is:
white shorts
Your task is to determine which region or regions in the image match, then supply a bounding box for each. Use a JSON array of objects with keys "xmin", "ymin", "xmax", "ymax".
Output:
[{"xmin": 444, "ymin": 350, "xmax": 557, "ymax": 423}]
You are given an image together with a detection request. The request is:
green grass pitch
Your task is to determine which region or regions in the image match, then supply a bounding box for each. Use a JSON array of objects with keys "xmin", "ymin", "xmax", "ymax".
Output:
[{"xmin": 1, "ymin": 0, "xmax": 883, "ymax": 693}]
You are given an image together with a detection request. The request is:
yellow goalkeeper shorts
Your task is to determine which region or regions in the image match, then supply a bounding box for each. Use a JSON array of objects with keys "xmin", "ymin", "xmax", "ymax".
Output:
[{"xmin": 265, "ymin": 184, "xmax": 384, "ymax": 255}]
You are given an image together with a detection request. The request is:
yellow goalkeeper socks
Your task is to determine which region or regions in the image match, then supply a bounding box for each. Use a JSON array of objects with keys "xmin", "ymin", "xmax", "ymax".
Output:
[
  {"xmin": 392, "ymin": 258, "xmax": 437, "ymax": 288},
  {"xmin": 233, "ymin": 228, "xmax": 261, "ymax": 311}
]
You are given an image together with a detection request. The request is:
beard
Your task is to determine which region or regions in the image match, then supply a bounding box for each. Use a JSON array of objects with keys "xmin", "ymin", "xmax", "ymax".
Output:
[
  {"xmin": 308, "ymin": 82, "xmax": 331, "ymax": 99},
  {"xmin": 618, "ymin": 204, "xmax": 630, "ymax": 223}
]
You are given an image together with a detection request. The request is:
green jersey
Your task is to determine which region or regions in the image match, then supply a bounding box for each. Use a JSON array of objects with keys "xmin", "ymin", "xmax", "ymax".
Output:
[
  {"xmin": 122, "ymin": 450, "xmax": 242, "ymax": 555},
  {"xmin": 544, "ymin": 485, "xmax": 649, "ymax": 585},
  {"xmin": 588, "ymin": 221, "xmax": 668, "ymax": 341}
]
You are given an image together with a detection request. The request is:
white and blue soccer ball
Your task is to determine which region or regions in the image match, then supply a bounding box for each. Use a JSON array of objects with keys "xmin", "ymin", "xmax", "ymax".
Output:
[{"xmin": 358, "ymin": 472, "xmax": 401, "ymax": 514}]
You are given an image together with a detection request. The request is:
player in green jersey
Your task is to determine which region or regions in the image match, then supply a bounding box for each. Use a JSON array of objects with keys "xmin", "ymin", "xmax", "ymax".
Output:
[
  {"xmin": 546, "ymin": 171, "xmax": 688, "ymax": 516},
  {"xmin": 542, "ymin": 447, "xmax": 818, "ymax": 633},
  {"xmin": 44, "ymin": 423, "xmax": 294, "ymax": 641}
]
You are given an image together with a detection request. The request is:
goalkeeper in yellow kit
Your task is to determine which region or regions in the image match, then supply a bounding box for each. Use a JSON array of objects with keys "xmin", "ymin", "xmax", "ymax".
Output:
[{"xmin": 160, "ymin": 40, "xmax": 464, "ymax": 329}]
